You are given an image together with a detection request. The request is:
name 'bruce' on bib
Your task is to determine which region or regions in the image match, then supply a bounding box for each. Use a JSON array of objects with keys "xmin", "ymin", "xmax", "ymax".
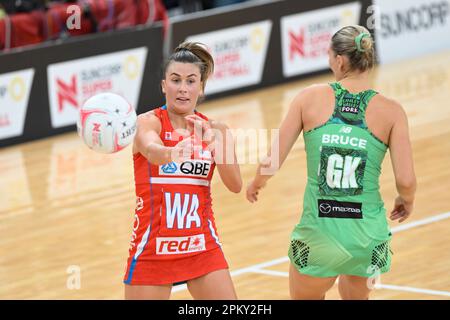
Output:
[{"xmin": 322, "ymin": 134, "xmax": 367, "ymax": 149}]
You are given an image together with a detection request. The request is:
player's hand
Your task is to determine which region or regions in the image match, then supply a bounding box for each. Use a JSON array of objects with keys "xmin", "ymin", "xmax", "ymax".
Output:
[
  {"xmin": 389, "ymin": 196, "xmax": 413, "ymax": 223},
  {"xmin": 246, "ymin": 179, "xmax": 266, "ymax": 203},
  {"xmin": 185, "ymin": 114, "xmax": 216, "ymax": 149},
  {"xmin": 171, "ymin": 136, "xmax": 195, "ymax": 163},
  {"xmin": 185, "ymin": 114, "xmax": 209, "ymax": 132}
]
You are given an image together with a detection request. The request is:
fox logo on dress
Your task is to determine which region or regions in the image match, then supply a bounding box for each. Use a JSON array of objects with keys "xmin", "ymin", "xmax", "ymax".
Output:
[{"xmin": 165, "ymin": 132, "xmax": 172, "ymax": 140}]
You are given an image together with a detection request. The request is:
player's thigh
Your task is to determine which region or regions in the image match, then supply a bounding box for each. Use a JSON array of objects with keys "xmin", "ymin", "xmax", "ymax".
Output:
[
  {"xmin": 187, "ymin": 269, "xmax": 237, "ymax": 300},
  {"xmin": 289, "ymin": 263, "xmax": 337, "ymax": 300},
  {"xmin": 124, "ymin": 284, "xmax": 172, "ymax": 300},
  {"xmin": 338, "ymin": 274, "xmax": 372, "ymax": 300}
]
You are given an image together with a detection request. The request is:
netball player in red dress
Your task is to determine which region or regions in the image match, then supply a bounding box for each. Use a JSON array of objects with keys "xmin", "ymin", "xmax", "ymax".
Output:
[{"xmin": 123, "ymin": 42, "xmax": 242, "ymax": 299}]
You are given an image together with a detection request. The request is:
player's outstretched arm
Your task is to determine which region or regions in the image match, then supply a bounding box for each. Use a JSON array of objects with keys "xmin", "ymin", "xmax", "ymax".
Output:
[
  {"xmin": 210, "ymin": 120, "xmax": 242, "ymax": 193},
  {"xmin": 134, "ymin": 112, "xmax": 172, "ymax": 165},
  {"xmin": 388, "ymin": 101, "xmax": 416, "ymax": 222},
  {"xmin": 246, "ymin": 90, "xmax": 305, "ymax": 202}
]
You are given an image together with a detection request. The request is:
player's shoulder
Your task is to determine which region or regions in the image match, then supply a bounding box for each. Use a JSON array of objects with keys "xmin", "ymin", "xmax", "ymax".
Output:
[
  {"xmin": 137, "ymin": 109, "xmax": 161, "ymax": 130},
  {"xmin": 289, "ymin": 84, "xmax": 332, "ymax": 110},
  {"xmin": 304, "ymin": 83, "xmax": 332, "ymax": 92},
  {"xmin": 372, "ymin": 93, "xmax": 405, "ymax": 116},
  {"xmin": 294, "ymin": 83, "xmax": 332, "ymax": 101},
  {"xmin": 138, "ymin": 109, "xmax": 159, "ymax": 121},
  {"xmin": 373, "ymin": 93, "xmax": 402, "ymax": 107}
]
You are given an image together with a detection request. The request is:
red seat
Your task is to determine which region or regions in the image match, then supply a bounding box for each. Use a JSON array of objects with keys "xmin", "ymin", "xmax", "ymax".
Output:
[{"xmin": 0, "ymin": 10, "xmax": 45, "ymax": 50}]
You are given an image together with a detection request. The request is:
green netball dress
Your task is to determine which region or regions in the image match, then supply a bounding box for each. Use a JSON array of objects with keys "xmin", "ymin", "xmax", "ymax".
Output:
[{"xmin": 288, "ymin": 82, "xmax": 392, "ymax": 278}]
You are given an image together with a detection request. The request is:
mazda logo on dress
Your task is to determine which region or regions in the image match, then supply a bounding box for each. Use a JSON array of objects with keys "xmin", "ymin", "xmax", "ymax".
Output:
[{"xmin": 319, "ymin": 203, "xmax": 331, "ymax": 214}]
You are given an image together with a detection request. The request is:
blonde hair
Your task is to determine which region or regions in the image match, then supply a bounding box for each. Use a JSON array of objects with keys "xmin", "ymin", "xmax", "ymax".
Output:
[
  {"xmin": 164, "ymin": 41, "xmax": 214, "ymax": 90},
  {"xmin": 331, "ymin": 25, "xmax": 375, "ymax": 72}
]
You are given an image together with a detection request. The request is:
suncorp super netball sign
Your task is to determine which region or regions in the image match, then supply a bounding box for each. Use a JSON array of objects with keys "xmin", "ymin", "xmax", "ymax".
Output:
[
  {"xmin": 186, "ymin": 20, "xmax": 272, "ymax": 95},
  {"xmin": 281, "ymin": 2, "xmax": 361, "ymax": 77},
  {"xmin": 0, "ymin": 69, "xmax": 34, "ymax": 140},
  {"xmin": 374, "ymin": 0, "xmax": 450, "ymax": 64},
  {"xmin": 47, "ymin": 47, "xmax": 147, "ymax": 128}
]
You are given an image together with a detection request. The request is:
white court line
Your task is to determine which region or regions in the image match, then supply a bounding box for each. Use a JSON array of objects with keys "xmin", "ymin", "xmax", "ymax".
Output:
[
  {"xmin": 172, "ymin": 257, "xmax": 290, "ymax": 293},
  {"xmin": 374, "ymin": 284, "xmax": 450, "ymax": 297},
  {"xmin": 172, "ymin": 211, "xmax": 450, "ymax": 294},
  {"xmin": 230, "ymin": 256, "xmax": 290, "ymax": 277},
  {"xmin": 172, "ymin": 283, "xmax": 188, "ymax": 292},
  {"xmin": 249, "ymin": 269, "xmax": 289, "ymax": 277},
  {"xmin": 247, "ymin": 268, "xmax": 450, "ymax": 297},
  {"xmin": 390, "ymin": 211, "xmax": 450, "ymax": 234}
]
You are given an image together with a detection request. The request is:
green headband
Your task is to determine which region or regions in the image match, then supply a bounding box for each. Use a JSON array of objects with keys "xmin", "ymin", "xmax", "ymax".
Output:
[{"xmin": 355, "ymin": 32, "xmax": 370, "ymax": 52}]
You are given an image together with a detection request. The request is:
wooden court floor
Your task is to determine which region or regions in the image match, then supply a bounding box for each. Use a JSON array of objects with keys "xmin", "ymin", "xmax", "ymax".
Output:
[{"xmin": 0, "ymin": 51, "xmax": 449, "ymax": 300}]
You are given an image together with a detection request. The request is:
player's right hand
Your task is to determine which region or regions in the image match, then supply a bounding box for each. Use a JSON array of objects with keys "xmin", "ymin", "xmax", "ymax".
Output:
[
  {"xmin": 171, "ymin": 136, "xmax": 195, "ymax": 163},
  {"xmin": 246, "ymin": 179, "xmax": 266, "ymax": 203},
  {"xmin": 389, "ymin": 196, "xmax": 413, "ymax": 223}
]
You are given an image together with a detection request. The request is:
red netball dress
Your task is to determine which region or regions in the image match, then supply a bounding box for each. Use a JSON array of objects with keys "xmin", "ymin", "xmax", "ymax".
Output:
[{"xmin": 123, "ymin": 105, "xmax": 228, "ymax": 285}]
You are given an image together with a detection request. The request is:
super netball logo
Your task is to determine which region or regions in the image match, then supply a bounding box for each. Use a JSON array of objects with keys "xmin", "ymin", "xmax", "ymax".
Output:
[{"xmin": 169, "ymin": 121, "xmax": 280, "ymax": 176}]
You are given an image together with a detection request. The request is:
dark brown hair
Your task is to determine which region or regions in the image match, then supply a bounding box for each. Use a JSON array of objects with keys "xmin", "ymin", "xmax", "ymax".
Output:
[{"xmin": 164, "ymin": 41, "xmax": 214, "ymax": 90}]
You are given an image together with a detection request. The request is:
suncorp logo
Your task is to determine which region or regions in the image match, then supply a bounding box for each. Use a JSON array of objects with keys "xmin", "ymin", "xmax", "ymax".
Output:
[
  {"xmin": 380, "ymin": 1, "xmax": 449, "ymax": 38},
  {"xmin": 123, "ymin": 55, "xmax": 139, "ymax": 80},
  {"xmin": 0, "ymin": 76, "xmax": 28, "ymax": 102},
  {"xmin": 250, "ymin": 27, "xmax": 265, "ymax": 52},
  {"xmin": 8, "ymin": 77, "xmax": 26, "ymax": 102}
]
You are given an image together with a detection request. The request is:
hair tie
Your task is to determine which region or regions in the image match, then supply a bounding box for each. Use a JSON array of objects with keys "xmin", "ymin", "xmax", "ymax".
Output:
[{"xmin": 355, "ymin": 32, "xmax": 370, "ymax": 52}]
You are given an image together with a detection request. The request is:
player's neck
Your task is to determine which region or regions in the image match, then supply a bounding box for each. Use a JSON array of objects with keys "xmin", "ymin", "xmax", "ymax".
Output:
[
  {"xmin": 337, "ymin": 71, "xmax": 371, "ymax": 93},
  {"xmin": 166, "ymin": 108, "xmax": 192, "ymax": 130}
]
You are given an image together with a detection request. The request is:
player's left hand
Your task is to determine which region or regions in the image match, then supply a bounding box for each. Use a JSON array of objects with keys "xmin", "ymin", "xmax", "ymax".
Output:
[
  {"xmin": 246, "ymin": 179, "xmax": 266, "ymax": 203},
  {"xmin": 185, "ymin": 114, "xmax": 216, "ymax": 147}
]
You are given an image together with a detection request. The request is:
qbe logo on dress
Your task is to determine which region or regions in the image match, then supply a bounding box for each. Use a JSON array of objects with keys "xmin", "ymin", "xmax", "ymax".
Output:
[
  {"xmin": 161, "ymin": 162, "xmax": 177, "ymax": 174},
  {"xmin": 159, "ymin": 160, "xmax": 211, "ymax": 177},
  {"xmin": 156, "ymin": 234, "xmax": 206, "ymax": 255}
]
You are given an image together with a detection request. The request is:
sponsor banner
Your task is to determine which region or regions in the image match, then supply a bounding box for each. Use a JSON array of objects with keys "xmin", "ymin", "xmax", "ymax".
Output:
[
  {"xmin": 186, "ymin": 20, "xmax": 272, "ymax": 95},
  {"xmin": 318, "ymin": 199, "xmax": 363, "ymax": 219},
  {"xmin": 374, "ymin": 0, "xmax": 450, "ymax": 64},
  {"xmin": 281, "ymin": 2, "xmax": 361, "ymax": 77},
  {"xmin": 156, "ymin": 234, "xmax": 206, "ymax": 255},
  {"xmin": 47, "ymin": 47, "xmax": 147, "ymax": 128},
  {"xmin": 0, "ymin": 69, "xmax": 34, "ymax": 139}
]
